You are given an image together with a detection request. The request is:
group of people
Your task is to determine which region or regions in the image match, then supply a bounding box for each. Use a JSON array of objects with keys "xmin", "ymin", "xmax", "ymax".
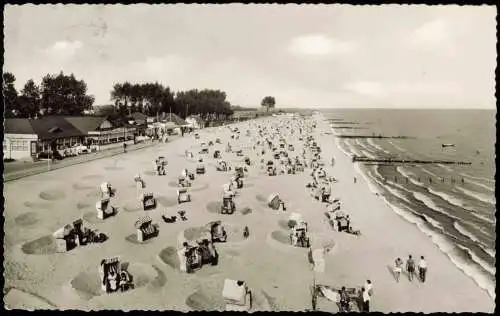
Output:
[{"xmin": 393, "ymin": 255, "xmax": 427, "ymax": 283}]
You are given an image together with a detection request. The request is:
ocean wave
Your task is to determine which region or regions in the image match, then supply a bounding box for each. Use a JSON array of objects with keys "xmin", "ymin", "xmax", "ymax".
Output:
[
  {"xmin": 466, "ymin": 178, "xmax": 495, "ymax": 193},
  {"xmin": 413, "ymin": 192, "xmax": 459, "ymax": 221},
  {"xmin": 422, "ymin": 168, "xmax": 439, "ymax": 178},
  {"xmin": 453, "ymin": 222, "xmax": 489, "ymax": 249},
  {"xmin": 396, "ymin": 166, "xmax": 425, "ymax": 187},
  {"xmin": 384, "ymin": 182, "xmax": 414, "ymax": 205},
  {"xmin": 438, "ymin": 163, "xmax": 454, "ymax": 173},
  {"xmin": 388, "ymin": 140, "xmax": 406, "ymax": 153},
  {"xmin": 427, "ymin": 187, "xmax": 495, "ymax": 225},
  {"xmin": 345, "ymin": 139, "xmax": 363, "ymax": 157},
  {"xmin": 455, "ymin": 186, "xmax": 496, "ymax": 206},
  {"xmin": 380, "ymin": 199, "xmax": 496, "ymax": 300},
  {"xmin": 335, "ymin": 138, "xmax": 353, "ymax": 158},
  {"xmin": 460, "ymin": 172, "xmax": 494, "ymax": 184},
  {"xmin": 456, "ymin": 244, "xmax": 496, "ymax": 276},
  {"xmin": 367, "ymin": 138, "xmax": 391, "ymax": 155},
  {"xmin": 479, "ymin": 245, "xmax": 496, "ymax": 259}
]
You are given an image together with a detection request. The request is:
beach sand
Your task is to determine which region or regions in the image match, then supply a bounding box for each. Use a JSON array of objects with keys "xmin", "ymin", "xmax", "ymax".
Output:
[{"xmin": 3, "ymin": 115, "xmax": 494, "ymax": 312}]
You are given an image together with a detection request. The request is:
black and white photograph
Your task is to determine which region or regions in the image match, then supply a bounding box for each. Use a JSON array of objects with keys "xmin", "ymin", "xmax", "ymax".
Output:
[{"xmin": 2, "ymin": 4, "xmax": 496, "ymax": 312}]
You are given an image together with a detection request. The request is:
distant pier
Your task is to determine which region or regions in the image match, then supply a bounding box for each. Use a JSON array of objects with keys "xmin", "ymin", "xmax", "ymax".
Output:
[
  {"xmin": 352, "ymin": 156, "xmax": 472, "ymax": 165},
  {"xmin": 336, "ymin": 135, "xmax": 414, "ymax": 139}
]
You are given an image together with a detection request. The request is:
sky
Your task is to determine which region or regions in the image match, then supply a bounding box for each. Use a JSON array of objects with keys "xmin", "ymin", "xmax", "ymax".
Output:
[{"xmin": 4, "ymin": 4, "xmax": 497, "ymax": 109}]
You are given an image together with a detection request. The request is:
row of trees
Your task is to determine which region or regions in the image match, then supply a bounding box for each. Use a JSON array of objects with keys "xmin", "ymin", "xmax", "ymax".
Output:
[
  {"xmin": 3, "ymin": 71, "xmax": 277, "ymax": 119},
  {"xmin": 3, "ymin": 72, "xmax": 95, "ymax": 118},
  {"xmin": 110, "ymin": 82, "xmax": 233, "ymax": 120}
]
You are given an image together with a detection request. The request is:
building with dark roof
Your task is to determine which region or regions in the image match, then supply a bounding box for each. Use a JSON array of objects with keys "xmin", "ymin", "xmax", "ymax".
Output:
[{"xmin": 3, "ymin": 116, "xmax": 136, "ymax": 160}]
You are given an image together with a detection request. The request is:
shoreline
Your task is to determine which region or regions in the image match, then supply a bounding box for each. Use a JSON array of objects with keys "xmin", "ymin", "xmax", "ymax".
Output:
[
  {"xmin": 315, "ymin": 113, "xmax": 494, "ymax": 311},
  {"xmin": 329, "ymin": 116, "xmax": 496, "ymax": 300}
]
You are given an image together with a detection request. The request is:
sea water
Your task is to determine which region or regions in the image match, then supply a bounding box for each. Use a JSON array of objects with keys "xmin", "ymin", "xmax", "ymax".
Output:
[{"xmin": 324, "ymin": 109, "xmax": 496, "ymax": 299}]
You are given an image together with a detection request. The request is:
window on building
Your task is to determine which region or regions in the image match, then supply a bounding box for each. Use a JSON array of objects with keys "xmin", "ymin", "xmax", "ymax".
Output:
[{"xmin": 11, "ymin": 140, "xmax": 29, "ymax": 151}]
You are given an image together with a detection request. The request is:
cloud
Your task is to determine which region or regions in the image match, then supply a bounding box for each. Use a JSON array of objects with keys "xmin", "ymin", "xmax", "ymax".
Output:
[
  {"xmin": 410, "ymin": 19, "xmax": 449, "ymax": 47},
  {"xmin": 43, "ymin": 40, "xmax": 83, "ymax": 60},
  {"xmin": 289, "ymin": 34, "xmax": 356, "ymax": 56}
]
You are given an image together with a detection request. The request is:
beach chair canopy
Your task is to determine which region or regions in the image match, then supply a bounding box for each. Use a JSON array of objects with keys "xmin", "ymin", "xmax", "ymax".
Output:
[
  {"xmin": 103, "ymin": 257, "xmax": 120, "ymax": 266},
  {"xmin": 53, "ymin": 224, "xmax": 73, "ymax": 238},
  {"xmin": 100, "ymin": 182, "xmax": 110, "ymax": 192},
  {"xmin": 222, "ymin": 279, "xmax": 246, "ymax": 303},
  {"xmin": 335, "ymin": 210, "xmax": 346, "ymax": 218},
  {"xmin": 267, "ymin": 193, "xmax": 280, "ymax": 204},
  {"xmin": 178, "ymin": 188, "xmax": 188, "ymax": 194},
  {"xmin": 135, "ymin": 215, "xmax": 153, "ymax": 229},
  {"xmin": 289, "ymin": 212, "xmax": 303, "ymax": 223}
]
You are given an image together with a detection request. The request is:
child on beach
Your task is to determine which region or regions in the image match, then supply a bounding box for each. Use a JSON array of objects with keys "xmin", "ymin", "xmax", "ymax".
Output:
[
  {"xmin": 393, "ymin": 258, "xmax": 403, "ymax": 282},
  {"xmin": 406, "ymin": 255, "xmax": 415, "ymax": 281},
  {"xmin": 418, "ymin": 256, "xmax": 427, "ymax": 283}
]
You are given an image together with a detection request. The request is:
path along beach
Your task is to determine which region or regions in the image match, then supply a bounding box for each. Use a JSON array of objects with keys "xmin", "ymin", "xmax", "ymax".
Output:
[{"xmin": 3, "ymin": 113, "xmax": 494, "ymax": 312}]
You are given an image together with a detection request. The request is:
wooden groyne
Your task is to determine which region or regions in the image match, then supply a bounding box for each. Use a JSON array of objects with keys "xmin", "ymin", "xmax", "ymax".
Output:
[
  {"xmin": 352, "ymin": 156, "xmax": 472, "ymax": 165},
  {"xmin": 337, "ymin": 135, "xmax": 414, "ymax": 139}
]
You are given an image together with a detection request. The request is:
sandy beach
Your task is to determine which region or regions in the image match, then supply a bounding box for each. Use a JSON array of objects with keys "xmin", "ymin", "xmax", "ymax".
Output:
[{"xmin": 3, "ymin": 114, "xmax": 494, "ymax": 312}]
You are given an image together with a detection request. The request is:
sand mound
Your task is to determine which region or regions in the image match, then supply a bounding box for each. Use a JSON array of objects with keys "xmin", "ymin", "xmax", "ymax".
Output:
[
  {"xmin": 278, "ymin": 219, "xmax": 295, "ymax": 230},
  {"xmin": 270, "ymin": 230, "xmax": 291, "ymax": 245},
  {"xmin": 23, "ymin": 201, "xmax": 53, "ymax": 210},
  {"xmin": 184, "ymin": 227, "xmax": 211, "ymax": 241},
  {"xmin": 73, "ymin": 183, "xmax": 94, "ymax": 191},
  {"xmin": 241, "ymin": 207, "xmax": 252, "ymax": 215},
  {"xmin": 4, "ymin": 288, "xmax": 56, "ymax": 309},
  {"xmin": 104, "ymin": 166, "xmax": 124, "ymax": 171},
  {"xmin": 158, "ymin": 247, "xmax": 180, "ymax": 269},
  {"xmin": 143, "ymin": 170, "xmax": 158, "ymax": 176},
  {"xmin": 70, "ymin": 262, "xmax": 161, "ymax": 300},
  {"xmin": 206, "ymin": 201, "xmax": 252, "ymax": 216},
  {"xmin": 157, "ymin": 196, "xmax": 178, "ymax": 207},
  {"xmin": 128, "ymin": 263, "xmax": 163, "ymax": 289},
  {"xmin": 39, "ymin": 190, "xmax": 66, "ymax": 201},
  {"xmin": 85, "ymin": 190, "xmax": 100, "ymax": 198},
  {"xmin": 72, "ymin": 183, "xmax": 94, "ymax": 190},
  {"xmin": 185, "ymin": 286, "xmax": 226, "ymax": 311},
  {"xmin": 191, "ymin": 183, "xmax": 209, "ymax": 192},
  {"xmin": 186, "ymin": 281, "xmax": 272, "ymax": 311},
  {"xmin": 82, "ymin": 174, "xmax": 103, "ymax": 180},
  {"xmin": 168, "ymin": 181, "xmax": 181, "ymax": 187},
  {"xmin": 77, "ymin": 202, "xmax": 91, "ymax": 210},
  {"xmin": 21, "ymin": 235, "xmax": 56, "ymax": 255},
  {"xmin": 206, "ymin": 201, "xmax": 222, "ymax": 213},
  {"xmin": 125, "ymin": 234, "xmax": 157, "ymax": 245},
  {"xmin": 15, "ymin": 212, "xmax": 39, "ymax": 227},
  {"xmin": 256, "ymin": 194, "xmax": 267, "ymax": 202},
  {"xmin": 82, "ymin": 211, "xmax": 109, "ymax": 224},
  {"xmin": 70, "ymin": 271, "xmax": 102, "ymax": 300},
  {"xmin": 123, "ymin": 201, "xmax": 142, "ymax": 212}
]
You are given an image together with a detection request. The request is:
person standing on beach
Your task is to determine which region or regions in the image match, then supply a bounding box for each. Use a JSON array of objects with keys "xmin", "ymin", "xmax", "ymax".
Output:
[
  {"xmin": 406, "ymin": 255, "xmax": 415, "ymax": 281},
  {"xmin": 361, "ymin": 287, "xmax": 370, "ymax": 312},
  {"xmin": 418, "ymin": 256, "xmax": 427, "ymax": 282},
  {"xmin": 365, "ymin": 280, "xmax": 373, "ymax": 297},
  {"xmin": 393, "ymin": 258, "xmax": 403, "ymax": 282}
]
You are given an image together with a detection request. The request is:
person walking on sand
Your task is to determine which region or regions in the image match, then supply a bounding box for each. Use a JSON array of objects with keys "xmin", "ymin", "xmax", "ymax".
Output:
[
  {"xmin": 406, "ymin": 255, "xmax": 415, "ymax": 281},
  {"xmin": 418, "ymin": 256, "xmax": 427, "ymax": 282},
  {"xmin": 365, "ymin": 280, "xmax": 373, "ymax": 297},
  {"xmin": 393, "ymin": 257, "xmax": 403, "ymax": 282},
  {"xmin": 361, "ymin": 287, "xmax": 370, "ymax": 312}
]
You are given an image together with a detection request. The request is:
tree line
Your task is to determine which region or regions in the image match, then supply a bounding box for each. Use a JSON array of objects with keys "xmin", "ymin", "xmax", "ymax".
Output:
[
  {"xmin": 3, "ymin": 71, "xmax": 255, "ymax": 120},
  {"xmin": 3, "ymin": 72, "xmax": 95, "ymax": 118}
]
